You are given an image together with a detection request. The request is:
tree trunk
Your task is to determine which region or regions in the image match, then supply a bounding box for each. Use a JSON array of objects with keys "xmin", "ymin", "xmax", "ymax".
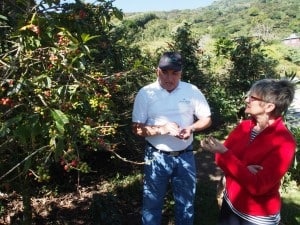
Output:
[{"xmin": 22, "ymin": 177, "xmax": 32, "ymax": 225}]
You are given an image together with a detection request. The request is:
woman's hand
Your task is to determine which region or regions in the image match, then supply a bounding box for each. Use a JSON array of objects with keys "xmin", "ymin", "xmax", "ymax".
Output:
[
  {"xmin": 200, "ymin": 136, "xmax": 228, "ymax": 154},
  {"xmin": 247, "ymin": 165, "xmax": 263, "ymax": 174}
]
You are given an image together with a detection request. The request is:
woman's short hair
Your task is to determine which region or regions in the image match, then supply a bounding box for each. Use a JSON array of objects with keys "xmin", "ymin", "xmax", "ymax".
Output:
[{"xmin": 249, "ymin": 79, "xmax": 295, "ymax": 117}]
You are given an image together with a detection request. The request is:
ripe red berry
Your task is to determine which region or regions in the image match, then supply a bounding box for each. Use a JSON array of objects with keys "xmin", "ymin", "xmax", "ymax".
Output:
[
  {"xmin": 64, "ymin": 165, "xmax": 69, "ymax": 171},
  {"xmin": 71, "ymin": 160, "xmax": 78, "ymax": 167}
]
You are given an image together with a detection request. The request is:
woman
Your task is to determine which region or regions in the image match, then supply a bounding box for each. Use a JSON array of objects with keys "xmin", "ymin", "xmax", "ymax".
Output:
[{"xmin": 201, "ymin": 79, "xmax": 296, "ymax": 225}]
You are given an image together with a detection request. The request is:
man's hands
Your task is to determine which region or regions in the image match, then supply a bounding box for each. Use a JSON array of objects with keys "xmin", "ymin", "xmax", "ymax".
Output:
[
  {"xmin": 132, "ymin": 122, "xmax": 193, "ymax": 138},
  {"xmin": 177, "ymin": 128, "xmax": 193, "ymax": 139},
  {"xmin": 159, "ymin": 122, "xmax": 180, "ymax": 136},
  {"xmin": 159, "ymin": 122, "xmax": 192, "ymax": 139}
]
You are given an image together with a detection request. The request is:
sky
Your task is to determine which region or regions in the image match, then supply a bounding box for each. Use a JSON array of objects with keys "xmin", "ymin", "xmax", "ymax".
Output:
[{"xmin": 85, "ymin": 0, "xmax": 216, "ymax": 13}]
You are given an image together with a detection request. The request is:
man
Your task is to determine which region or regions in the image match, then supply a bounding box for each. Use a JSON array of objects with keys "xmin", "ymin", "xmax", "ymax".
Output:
[{"xmin": 132, "ymin": 51, "xmax": 212, "ymax": 225}]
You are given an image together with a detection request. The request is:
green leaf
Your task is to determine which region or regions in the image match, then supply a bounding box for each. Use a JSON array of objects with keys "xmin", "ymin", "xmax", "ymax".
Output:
[
  {"xmin": 50, "ymin": 109, "xmax": 69, "ymax": 134},
  {"xmin": 34, "ymin": 74, "xmax": 52, "ymax": 89},
  {"xmin": 0, "ymin": 14, "xmax": 8, "ymax": 21},
  {"xmin": 23, "ymin": 157, "xmax": 32, "ymax": 173},
  {"xmin": 54, "ymin": 137, "xmax": 65, "ymax": 160},
  {"xmin": 112, "ymin": 8, "xmax": 123, "ymax": 20},
  {"xmin": 81, "ymin": 33, "xmax": 99, "ymax": 43},
  {"xmin": 0, "ymin": 115, "xmax": 23, "ymax": 137},
  {"xmin": 57, "ymin": 86, "xmax": 67, "ymax": 97}
]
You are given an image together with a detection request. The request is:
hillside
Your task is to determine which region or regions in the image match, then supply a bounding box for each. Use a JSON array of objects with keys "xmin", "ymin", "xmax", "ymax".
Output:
[
  {"xmin": 123, "ymin": 0, "xmax": 299, "ymax": 40},
  {"xmin": 117, "ymin": 0, "xmax": 300, "ymax": 76}
]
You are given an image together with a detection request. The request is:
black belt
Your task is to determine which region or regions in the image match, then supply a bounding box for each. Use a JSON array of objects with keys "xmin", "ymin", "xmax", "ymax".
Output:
[{"xmin": 146, "ymin": 142, "xmax": 193, "ymax": 157}]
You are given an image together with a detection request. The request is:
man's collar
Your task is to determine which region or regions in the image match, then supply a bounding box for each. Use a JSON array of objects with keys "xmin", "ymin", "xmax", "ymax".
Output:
[{"xmin": 156, "ymin": 80, "xmax": 182, "ymax": 91}]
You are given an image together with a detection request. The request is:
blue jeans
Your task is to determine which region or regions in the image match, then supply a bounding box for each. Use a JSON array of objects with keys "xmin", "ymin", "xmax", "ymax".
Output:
[{"xmin": 142, "ymin": 144, "xmax": 196, "ymax": 225}]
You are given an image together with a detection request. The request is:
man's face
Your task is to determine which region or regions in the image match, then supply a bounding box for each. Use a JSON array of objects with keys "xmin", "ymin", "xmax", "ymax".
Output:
[{"xmin": 157, "ymin": 68, "xmax": 182, "ymax": 92}]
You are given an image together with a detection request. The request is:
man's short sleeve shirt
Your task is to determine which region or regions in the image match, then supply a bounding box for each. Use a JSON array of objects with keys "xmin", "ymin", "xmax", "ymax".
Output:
[{"xmin": 132, "ymin": 80, "xmax": 211, "ymax": 151}]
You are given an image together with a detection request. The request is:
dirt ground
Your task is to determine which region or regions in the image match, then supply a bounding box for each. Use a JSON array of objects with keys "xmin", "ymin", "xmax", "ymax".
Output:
[{"xmin": 0, "ymin": 149, "xmax": 223, "ymax": 225}]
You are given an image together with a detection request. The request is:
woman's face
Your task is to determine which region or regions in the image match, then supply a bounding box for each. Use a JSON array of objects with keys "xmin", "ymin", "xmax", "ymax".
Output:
[
  {"xmin": 157, "ymin": 68, "xmax": 182, "ymax": 92},
  {"xmin": 244, "ymin": 93, "xmax": 274, "ymax": 117}
]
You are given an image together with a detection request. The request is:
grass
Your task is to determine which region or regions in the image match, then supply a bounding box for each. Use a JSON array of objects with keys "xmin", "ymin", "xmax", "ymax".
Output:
[{"xmin": 280, "ymin": 181, "xmax": 300, "ymax": 225}]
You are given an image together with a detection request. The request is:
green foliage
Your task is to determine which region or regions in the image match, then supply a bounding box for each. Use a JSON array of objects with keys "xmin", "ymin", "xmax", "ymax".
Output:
[
  {"xmin": 209, "ymin": 36, "xmax": 280, "ymax": 123},
  {"xmin": 283, "ymin": 48, "xmax": 300, "ymax": 66},
  {"xmin": 0, "ymin": 1, "xmax": 147, "ymax": 223},
  {"xmin": 0, "ymin": 0, "xmax": 142, "ymax": 179},
  {"xmin": 221, "ymin": 37, "xmax": 279, "ymax": 95},
  {"xmin": 172, "ymin": 23, "xmax": 204, "ymax": 84},
  {"xmin": 289, "ymin": 126, "xmax": 300, "ymax": 184},
  {"xmin": 135, "ymin": 13, "xmax": 158, "ymax": 28}
]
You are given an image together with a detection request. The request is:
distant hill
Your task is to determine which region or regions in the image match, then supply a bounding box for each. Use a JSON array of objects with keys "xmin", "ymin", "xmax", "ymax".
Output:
[{"xmin": 122, "ymin": 0, "xmax": 299, "ymax": 42}]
